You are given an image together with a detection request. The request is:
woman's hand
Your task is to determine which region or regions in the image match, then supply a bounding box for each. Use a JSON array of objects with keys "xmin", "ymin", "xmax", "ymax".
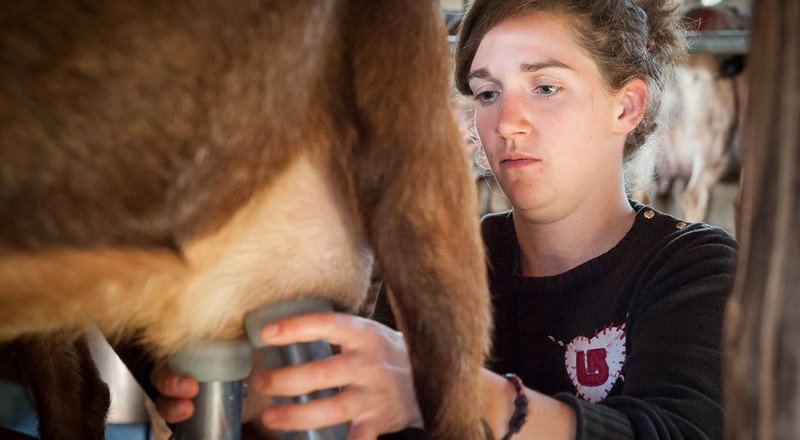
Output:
[
  {"xmin": 151, "ymin": 312, "xmax": 422, "ymax": 439},
  {"xmin": 150, "ymin": 361, "xmax": 200, "ymax": 423},
  {"xmin": 251, "ymin": 312, "xmax": 422, "ymax": 439},
  {"xmin": 151, "ymin": 360, "xmax": 271, "ymax": 426}
]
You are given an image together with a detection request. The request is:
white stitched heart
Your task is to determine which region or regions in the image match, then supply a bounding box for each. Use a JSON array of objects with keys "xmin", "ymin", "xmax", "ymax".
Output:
[{"xmin": 564, "ymin": 324, "xmax": 626, "ymax": 403}]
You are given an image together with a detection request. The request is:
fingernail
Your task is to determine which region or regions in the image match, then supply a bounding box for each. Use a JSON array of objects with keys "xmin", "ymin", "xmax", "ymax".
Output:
[
  {"xmin": 261, "ymin": 324, "xmax": 279, "ymax": 341},
  {"xmin": 178, "ymin": 377, "xmax": 195, "ymax": 394},
  {"xmin": 178, "ymin": 401, "xmax": 192, "ymax": 419},
  {"xmin": 261, "ymin": 407, "xmax": 277, "ymax": 425}
]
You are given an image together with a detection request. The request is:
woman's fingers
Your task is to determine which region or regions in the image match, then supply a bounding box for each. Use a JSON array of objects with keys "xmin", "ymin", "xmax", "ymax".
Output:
[
  {"xmin": 259, "ymin": 312, "xmax": 383, "ymax": 348},
  {"xmin": 251, "ymin": 352, "xmax": 357, "ymax": 397},
  {"xmin": 147, "ymin": 312, "xmax": 420, "ymax": 434},
  {"xmin": 150, "ymin": 361, "xmax": 200, "ymax": 423},
  {"xmin": 261, "ymin": 382, "xmax": 414, "ymax": 437},
  {"xmin": 150, "ymin": 362, "xmax": 199, "ymax": 398},
  {"xmin": 261, "ymin": 387, "xmax": 358, "ymax": 430},
  {"xmin": 154, "ymin": 395, "xmax": 195, "ymax": 423},
  {"xmin": 261, "ymin": 385, "xmax": 393, "ymax": 434},
  {"xmin": 249, "ymin": 311, "xmax": 422, "ymax": 435},
  {"xmin": 254, "ymin": 314, "xmax": 408, "ymax": 400}
]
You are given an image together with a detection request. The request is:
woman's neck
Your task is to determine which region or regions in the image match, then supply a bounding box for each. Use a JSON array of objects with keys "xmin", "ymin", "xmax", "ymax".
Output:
[{"xmin": 513, "ymin": 195, "xmax": 636, "ymax": 277}]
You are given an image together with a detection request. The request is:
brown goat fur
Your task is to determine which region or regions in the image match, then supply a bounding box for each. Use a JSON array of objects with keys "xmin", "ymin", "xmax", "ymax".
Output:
[{"xmin": 0, "ymin": 1, "xmax": 492, "ymax": 438}]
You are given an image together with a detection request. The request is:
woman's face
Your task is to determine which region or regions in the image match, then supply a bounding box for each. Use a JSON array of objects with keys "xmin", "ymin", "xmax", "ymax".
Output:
[{"xmin": 468, "ymin": 12, "xmax": 635, "ymax": 221}]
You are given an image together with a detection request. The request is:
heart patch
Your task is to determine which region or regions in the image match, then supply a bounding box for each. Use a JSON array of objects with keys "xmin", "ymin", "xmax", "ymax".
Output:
[{"xmin": 564, "ymin": 324, "xmax": 626, "ymax": 403}]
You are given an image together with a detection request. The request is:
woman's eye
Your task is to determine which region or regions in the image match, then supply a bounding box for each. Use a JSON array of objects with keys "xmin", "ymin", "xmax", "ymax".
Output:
[
  {"xmin": 474, "ymin": 90, "xmax": 499, "ymax": 103},
  {"xmin": 536, "ymin": 85, "xmax": 559, "ymax": 96}
]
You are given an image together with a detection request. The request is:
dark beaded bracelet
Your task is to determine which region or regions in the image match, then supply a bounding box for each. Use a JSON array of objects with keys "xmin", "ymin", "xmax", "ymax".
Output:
[{"xmin": 501, "ymin": 373, "xmax": 529, "ymax": 440}]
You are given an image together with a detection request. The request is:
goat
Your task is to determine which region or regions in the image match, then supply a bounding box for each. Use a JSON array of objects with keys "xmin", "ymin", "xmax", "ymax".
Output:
[{"xmin": 0, "ymin": 1, "xmax": 492, "ymax": 438}]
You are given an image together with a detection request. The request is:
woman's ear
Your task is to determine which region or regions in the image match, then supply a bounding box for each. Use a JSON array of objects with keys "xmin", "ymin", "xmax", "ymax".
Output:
[{"xmin": 613, "ymin": 78, "xmax": 649, "ymax": 135}]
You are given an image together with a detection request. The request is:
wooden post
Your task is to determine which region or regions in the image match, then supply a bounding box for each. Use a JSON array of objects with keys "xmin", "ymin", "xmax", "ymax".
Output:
[{"xmin": 724, "ymin": 0, "xmax": 800, "ymax": 438}]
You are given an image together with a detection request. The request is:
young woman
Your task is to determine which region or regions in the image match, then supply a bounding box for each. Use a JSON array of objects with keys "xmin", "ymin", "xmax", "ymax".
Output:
[{"xmin": 154, "ymin": 1, "xmax": 737, "ymax": 438}]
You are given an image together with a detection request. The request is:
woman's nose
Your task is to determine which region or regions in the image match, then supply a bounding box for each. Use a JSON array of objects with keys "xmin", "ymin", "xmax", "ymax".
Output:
[{"xmin": 495, "ymin": 93, "xmax": 532, "ymax": 138}]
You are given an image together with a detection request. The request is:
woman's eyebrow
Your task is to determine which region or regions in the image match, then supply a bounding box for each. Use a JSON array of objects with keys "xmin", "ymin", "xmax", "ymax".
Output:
[
  {"xmin": 521, "ymin": 60, "xmax": 572, "ymax": 72},
  {"xmin": 467, "ymin": 67, "xmax": 491, "ymax": 82},
  {"xmin": 468, "ymin": 60, "xmax": 573, "ymax": 82}
]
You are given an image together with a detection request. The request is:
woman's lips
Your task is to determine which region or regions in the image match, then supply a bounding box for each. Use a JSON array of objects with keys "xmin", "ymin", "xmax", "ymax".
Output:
[{"xmin": 501, "ymin": 157, "xmax": 540, "ymax": 168}]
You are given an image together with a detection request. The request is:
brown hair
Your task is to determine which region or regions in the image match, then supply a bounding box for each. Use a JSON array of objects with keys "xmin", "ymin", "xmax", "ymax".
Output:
[{"xmin": 454, "ymin": 0, "xmax": 686, "ymax": 160}]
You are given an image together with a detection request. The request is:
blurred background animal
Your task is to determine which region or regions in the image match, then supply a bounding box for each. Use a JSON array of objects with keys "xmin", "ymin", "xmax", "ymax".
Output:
[
  {"xmin": 638, "ymin": 4, "xmax": 749, "ymax": 224},
  {"xmin": 0, "ymin": 1, "xmax": 491, "ymax": 439}
]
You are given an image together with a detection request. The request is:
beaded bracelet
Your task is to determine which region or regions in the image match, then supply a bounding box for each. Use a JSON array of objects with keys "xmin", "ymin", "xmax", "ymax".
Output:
[{"xmin": 501, "ymin": 373, "xmax": 529, "ymax": 440}]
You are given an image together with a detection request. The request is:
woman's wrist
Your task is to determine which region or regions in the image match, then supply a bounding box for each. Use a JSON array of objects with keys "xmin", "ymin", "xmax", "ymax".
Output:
[
  {"xmin": 480, "ymin": 368, "xmax": 577, "ymax": 440},
  {"xmin": 481, "ymin": 369, "xmax": 519, "ymax": 437},
  {"xmin": 501, "ymin": 374, "xmax": 529, "ymax": 439}
]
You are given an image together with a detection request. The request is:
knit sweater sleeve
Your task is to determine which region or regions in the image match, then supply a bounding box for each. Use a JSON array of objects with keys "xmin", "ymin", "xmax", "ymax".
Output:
[{"xmin": 555, "ymin": 224, "xmax": 737, "ymax": 439}]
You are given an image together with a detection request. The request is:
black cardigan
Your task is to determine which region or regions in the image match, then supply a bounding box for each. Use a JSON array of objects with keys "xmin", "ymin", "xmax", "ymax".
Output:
[{"xmin": 482, "ymin": 202, "xmax": 736, "ymax": 439}]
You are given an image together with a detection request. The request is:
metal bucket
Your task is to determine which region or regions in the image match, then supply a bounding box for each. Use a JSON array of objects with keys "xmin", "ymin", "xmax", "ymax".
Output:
[{"xmin": 86, "ymin": 328, "xmax": 149, "ymax": 424}]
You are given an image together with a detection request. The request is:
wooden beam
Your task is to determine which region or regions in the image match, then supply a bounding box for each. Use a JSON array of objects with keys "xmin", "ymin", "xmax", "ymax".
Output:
[{"xmin": 724, "ymin": 0, "xmax": 800, "ymax": 437}]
